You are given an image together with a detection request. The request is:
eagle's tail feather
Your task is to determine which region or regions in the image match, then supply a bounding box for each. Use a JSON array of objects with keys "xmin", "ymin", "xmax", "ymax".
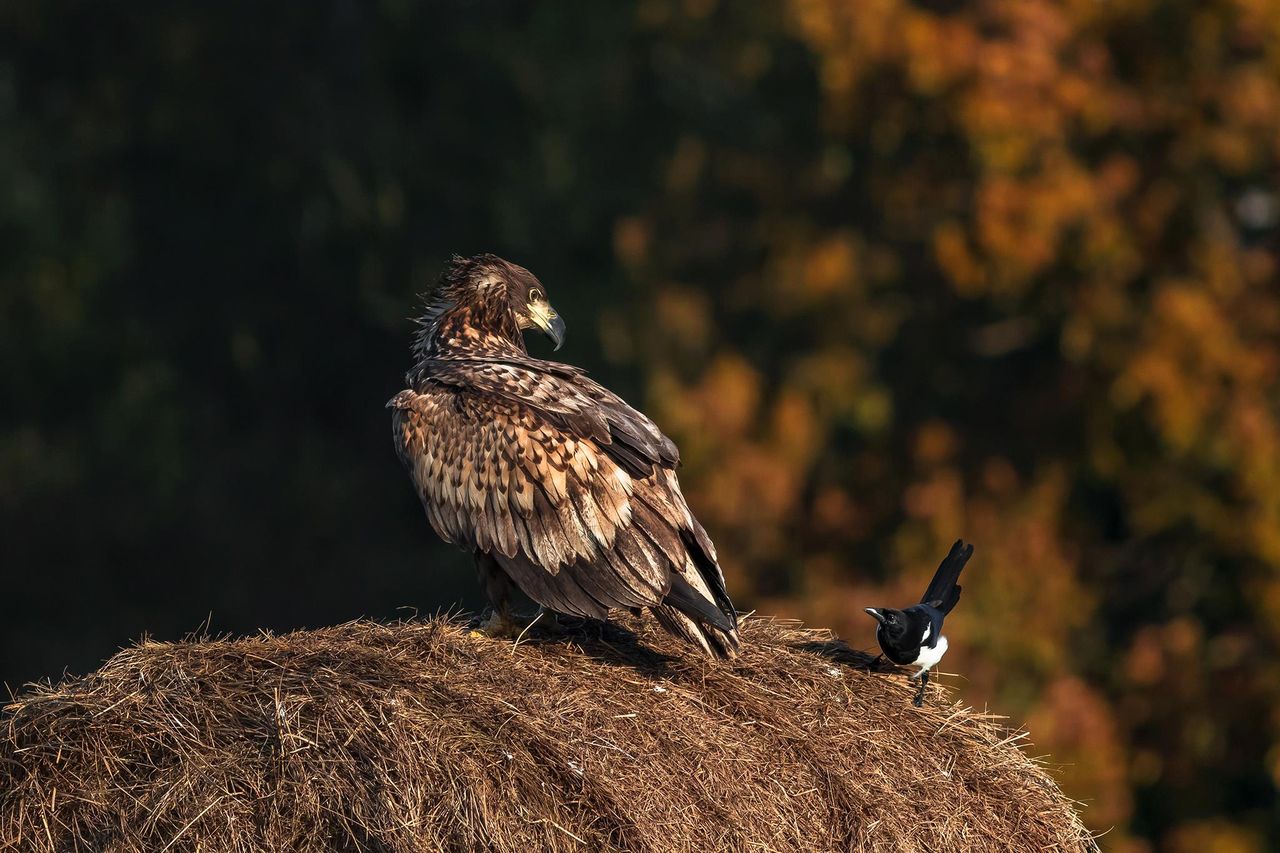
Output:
[
  {"xmin": 651, "ymin": 603, "xmax": 739, "ymax": 659},
  {"xmin": 665, "ymin": 572, "xmax": 736, "ymax": 633}
]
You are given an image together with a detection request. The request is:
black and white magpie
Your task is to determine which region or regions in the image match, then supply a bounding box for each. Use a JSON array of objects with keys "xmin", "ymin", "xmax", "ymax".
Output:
[{"xmin": 864, "ymin": 539, "xmax": 974, "ymax": 706}]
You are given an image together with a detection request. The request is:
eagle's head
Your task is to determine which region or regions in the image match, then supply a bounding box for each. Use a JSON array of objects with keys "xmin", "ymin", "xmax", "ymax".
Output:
[{"xmin": 416, "ymin": 254, "xmax": 566, "ymax": 357}]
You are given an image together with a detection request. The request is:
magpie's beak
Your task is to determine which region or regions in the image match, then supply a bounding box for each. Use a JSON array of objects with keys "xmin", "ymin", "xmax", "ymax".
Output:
[
  {"xmin": 863, "ymin": 608, "xmax": 885, "ymax": 624},
  {"xmin": 528, "ymin": 300, "xmax": 566, "ymax": 351}
]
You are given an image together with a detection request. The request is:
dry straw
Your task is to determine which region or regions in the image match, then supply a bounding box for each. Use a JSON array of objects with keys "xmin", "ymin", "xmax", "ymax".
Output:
[{"xmin": 1, "ymin": 615, "xmax": 1095, "ymax": 852}]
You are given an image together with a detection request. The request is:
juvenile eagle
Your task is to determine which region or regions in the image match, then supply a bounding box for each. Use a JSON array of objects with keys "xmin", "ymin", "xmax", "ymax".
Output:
[{"xmin": 389, "ymin": 254, "xmax": 739, "ymax": 657}]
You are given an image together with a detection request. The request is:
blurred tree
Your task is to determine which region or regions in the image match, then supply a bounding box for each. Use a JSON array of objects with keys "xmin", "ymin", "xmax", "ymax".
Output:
[
  {"xmin": 0, "ymin": 0, "xmax": 1276, "ymax": 849},
  {"xmin": 613, "ymin": 1, "xmax": 1279, "ymax": 849}
]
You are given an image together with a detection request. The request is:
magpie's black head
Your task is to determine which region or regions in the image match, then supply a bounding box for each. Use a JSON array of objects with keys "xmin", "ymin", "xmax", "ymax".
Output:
[{"xmin": 864, "ymin": 607, "xmax": 908, "ymax": 641}]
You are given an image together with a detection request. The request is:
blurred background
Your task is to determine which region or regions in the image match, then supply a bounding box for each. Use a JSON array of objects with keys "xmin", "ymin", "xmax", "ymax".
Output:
[{"xmin": 2, "ymin": 0, "xmax": 1278, "ymax": 849}]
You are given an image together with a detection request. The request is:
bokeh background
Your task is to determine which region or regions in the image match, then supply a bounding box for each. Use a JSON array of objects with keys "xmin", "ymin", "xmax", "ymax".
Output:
[{"xmin": 3, "ymin": 1, "xmax": 1279, "ymax": 849}]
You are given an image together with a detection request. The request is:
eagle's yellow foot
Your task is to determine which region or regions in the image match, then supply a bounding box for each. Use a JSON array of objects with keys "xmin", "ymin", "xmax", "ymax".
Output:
[
  {"xmin": 469, "ymin": 608, "xmax": 560, "ymax": 640},
  {"xmin": 469, "ymin": 611, "xmax": 518, "ymax": 639}
]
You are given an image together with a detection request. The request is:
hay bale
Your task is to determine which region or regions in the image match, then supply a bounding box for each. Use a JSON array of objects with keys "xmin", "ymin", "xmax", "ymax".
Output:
[{"xmin": 0, "ymin": 616, "xmax": 1094, "ymax": 852}]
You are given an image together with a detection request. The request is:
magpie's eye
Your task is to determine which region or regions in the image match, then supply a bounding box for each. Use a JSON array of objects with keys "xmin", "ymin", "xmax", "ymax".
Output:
[{"xmin": 529, "ymin": 288, "xmax": 543, "ymax": 301}]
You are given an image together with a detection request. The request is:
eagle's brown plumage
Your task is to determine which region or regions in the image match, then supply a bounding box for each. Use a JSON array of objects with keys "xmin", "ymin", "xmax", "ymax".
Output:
[{"xmin": 389, "ymin": 254, "xmax": 739, "ymax": 657}]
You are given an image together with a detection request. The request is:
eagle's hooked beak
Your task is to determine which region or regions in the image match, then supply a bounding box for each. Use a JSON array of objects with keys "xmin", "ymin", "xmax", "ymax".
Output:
[
  {"xmin": 527, "ymin": 299, "xmax": 566, "ymax": 351},
  {"xmin": 863, "ymin": 608, "xmax": 885, "ymax": 624}
]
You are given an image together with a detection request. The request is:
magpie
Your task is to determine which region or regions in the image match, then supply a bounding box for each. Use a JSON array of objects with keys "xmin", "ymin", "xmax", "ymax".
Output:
[{"xmin": 864, "ymin": 539, "xmax": 974, "ymax": 706}]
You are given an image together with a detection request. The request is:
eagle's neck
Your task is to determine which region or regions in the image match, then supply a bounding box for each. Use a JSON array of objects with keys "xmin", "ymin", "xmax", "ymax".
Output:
[{"xmin": 413, "ymin": 297, "xmax": 527, "ymax": 362}]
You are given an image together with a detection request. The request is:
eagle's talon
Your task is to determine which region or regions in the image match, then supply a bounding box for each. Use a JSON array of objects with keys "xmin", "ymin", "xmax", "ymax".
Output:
[
  {"xmin": 472, "ymin": 608, "xmax": 558, "ymax": 641},
  {"xmin": 473, "ymin": 610, "xmax": 525, "ymax": 639}
]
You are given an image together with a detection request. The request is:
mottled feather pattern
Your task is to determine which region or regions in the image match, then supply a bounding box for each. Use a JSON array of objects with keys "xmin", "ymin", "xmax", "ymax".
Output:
[
  {"xmin": 419, "ymin": 358, "xmax": 680, "ymax": 474},
  {"xmin": 391, "ymin": 254, "xmax": 738, "ymax": 657},
  {"xmin": 393, "ymin": 383, "xmax": 660, "ymax": 582}
]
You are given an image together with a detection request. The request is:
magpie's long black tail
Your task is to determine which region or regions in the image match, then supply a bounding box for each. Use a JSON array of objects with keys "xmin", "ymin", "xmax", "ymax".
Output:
[{"xmin": 921, "ymin": 539, "xmax": 974, "ymax": 614}]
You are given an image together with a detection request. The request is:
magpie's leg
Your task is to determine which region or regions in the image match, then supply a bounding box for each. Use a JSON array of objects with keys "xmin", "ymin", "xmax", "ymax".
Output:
[{"xmin": 913, "ymin": 670, "xmax": 929, "ymax": 707}]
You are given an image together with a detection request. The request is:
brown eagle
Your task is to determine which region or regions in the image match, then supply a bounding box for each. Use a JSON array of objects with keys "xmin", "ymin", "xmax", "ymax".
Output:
[{"xmin": 389, "ymin": 254, "xmax": 739, "ymax": 657}]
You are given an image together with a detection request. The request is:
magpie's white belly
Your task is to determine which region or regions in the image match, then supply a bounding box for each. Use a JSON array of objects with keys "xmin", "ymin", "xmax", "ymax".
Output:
[{"xmin": 912, "ymin": 635, "xmax": 948, "ymax": 675}]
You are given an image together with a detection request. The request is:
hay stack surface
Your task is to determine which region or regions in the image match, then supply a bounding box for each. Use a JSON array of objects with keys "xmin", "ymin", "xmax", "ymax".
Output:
[{"xmin": 1, "ymin": 616, "xmax": 1093, "ymax": 852}]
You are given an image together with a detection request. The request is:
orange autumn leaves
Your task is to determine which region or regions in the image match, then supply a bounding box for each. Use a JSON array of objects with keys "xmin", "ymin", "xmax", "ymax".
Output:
[{"xmin": 613, "ymin": 0, "xmax": 1279, "ymax": 848}]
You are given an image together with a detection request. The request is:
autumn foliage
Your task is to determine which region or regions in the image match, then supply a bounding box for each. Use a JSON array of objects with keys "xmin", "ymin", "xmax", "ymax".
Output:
[{"xmin": 603, "ymin": 2, "xmax": 1280, "ymax": 849}]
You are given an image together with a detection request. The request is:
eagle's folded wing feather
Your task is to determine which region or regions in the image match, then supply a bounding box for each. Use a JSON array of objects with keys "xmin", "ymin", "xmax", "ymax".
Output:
[
  {"xmin": 421, "ymin": 358, "xmax": 679, "ymax": 475},
  {"xmin": 390, "ymin": 384, "xmax": 673, "ymax": 619},
  {"xmin": 391, "ymin": 360, "xmax": 736, "ymax": 652}
]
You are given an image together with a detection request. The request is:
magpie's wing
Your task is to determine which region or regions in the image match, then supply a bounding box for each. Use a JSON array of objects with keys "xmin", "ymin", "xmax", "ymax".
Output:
[
  {"xmin": 903, "ymin": 604, "xmax": 947, "ymax": 649},
  {"xmin": 921, "ymin": 539, "xmax": 973, "ymax": 614}
]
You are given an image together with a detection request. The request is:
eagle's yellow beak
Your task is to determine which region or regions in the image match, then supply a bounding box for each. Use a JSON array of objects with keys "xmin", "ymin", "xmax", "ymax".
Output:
[{"xmin": 527, "ymin": 299, "xmax": 566, "ymax": 351}]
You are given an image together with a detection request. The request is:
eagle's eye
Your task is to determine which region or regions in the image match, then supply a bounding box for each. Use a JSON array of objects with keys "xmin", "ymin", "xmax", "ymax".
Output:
[{"xmin": 529, "ymin": 288, "xmax": 543, "ymax": 302}]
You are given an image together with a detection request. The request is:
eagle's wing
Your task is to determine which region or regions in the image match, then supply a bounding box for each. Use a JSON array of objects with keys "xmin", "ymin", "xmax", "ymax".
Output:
[
  {"xmin": 424, "ymin": 357, "xmax": 681, "ymax": 476},
  {"xmin": 390, "ymin": 359, "xmax": 736, "ymax": 651}
]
